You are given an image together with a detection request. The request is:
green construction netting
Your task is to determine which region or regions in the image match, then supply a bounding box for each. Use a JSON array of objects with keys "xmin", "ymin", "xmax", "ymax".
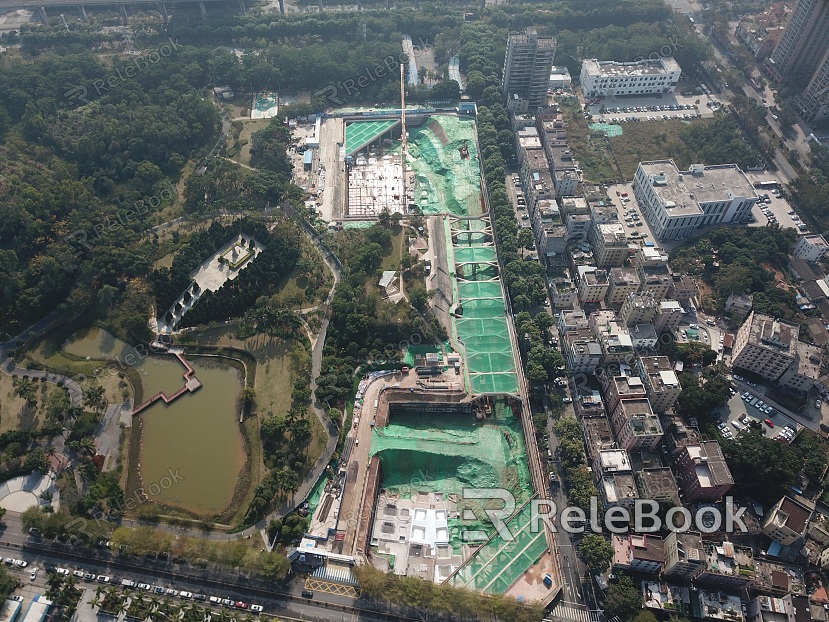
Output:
[
  {"xmin": 345, "ymin": 120, "xmax": 399, "ymax": 155},
  {"xmin": 448, "ymin": 218, "xmax": 519, "ymax": 395},
  {"xmin": 458, "ymin": 281, "xmax": 503, "ymax": 299},
  {"xmin": 370, "ymin": 400, "xmax": 532, "ymax": 554},
  {"xmin": 454, "ymin": 247, "xmax": 497, "ymax": 264},
  {"xmin": 403, "ymin": 343, "xmax": 446, "ymax": 366},
  {"xmin": 342, "ymin": 220, "xmax": 377, "ymax": 229},
  {"xmin": 588, "ymin": 122, "xmax": 624, "ymax": 137},
  {"xmin": 399, "ymin": 116, "xmax": 483, "ymax": 216},
  {"xmin": 448, "ymin": 499, "xmax": 548, "ymax": 594},
  {"xmin": 306, "ymin": 472, "xmax": 329, "ymax": 517}
]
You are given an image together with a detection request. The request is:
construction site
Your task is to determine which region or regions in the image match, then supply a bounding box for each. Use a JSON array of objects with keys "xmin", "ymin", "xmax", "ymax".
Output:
[{"xmin": 295, "ymin": 71, "xmax": 561, "ymax": 606}]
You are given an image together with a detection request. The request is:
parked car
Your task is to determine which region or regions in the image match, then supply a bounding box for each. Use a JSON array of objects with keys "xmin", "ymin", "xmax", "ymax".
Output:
[
  {"xmin": 764, "ymin": 419, "xmax": 775, "ymax": 428},
  {"xmin": 251, "ymin": 604, "xmax": 263, "ymax": 613},
  {"xmin": 30, "ymin": 568, "xmax": 38, "ymax": 581}
]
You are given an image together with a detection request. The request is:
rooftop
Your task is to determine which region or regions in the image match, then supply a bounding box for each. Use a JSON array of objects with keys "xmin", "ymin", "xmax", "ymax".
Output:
[
  {"xmin": 639, "ymin": 160, "xmax": 756, "ymax": 212},
  {"xmin": 638, "ymin": 355, "xmax": 674, "ymax": 373},
  {"xmin": 747, "ymin": 312, "xmax": 800, "ymax": 355},
  {"xmin": 614, "ymin": 534, "xmax": 665, "ymax": 566},
  {"xmin": 624, "ymin": 291, "xmax": 658, "ymax": 309},
  {"xmin": 598, "ymin": 448, "xmax": 632, "ymax": 473},
  {"xmin": 583, "ymin": 57, "xmax": 682, "ymax": 77},
  {"xmin": 801, "ymin": 234, "xmax": 829, "ymax": 248},
  {"xmin": 637, "ymin": 468, "xmax": 680, "ymax": 505},
  {"xmin": 597, "ymin": 223, "xmax": 629, "ymax": 246},
  {"xmin": 610, "ymin": 266, "xmax": 641, "ymax": 286},
  {"xmin": 659, "ymin": 300, "xmax": 684, "ymax": 313},
  {"xmin": 584, "ymin": 417, "xmax": 615, "ymax": 456},
  {"xmin": 685, "ymin": 441, "xmax": 734, "ymax": 488},
  {"xmin": 613, "ymin": 375, "xmax": 647, "ymax": 397},
  {"xmin": 620, "ymin": 397, "xmax": 655, "ymax": 418},
  {"xmin": 632, "ymin": 323, "xmax": 658, "ymax": 342},
  {"xmin": 603, "ymin": 472, "xmax": 640, "ymax": 504},
  {"xmin": 771, "ymin": 496, "xmax": 812, "ymax": 536}
]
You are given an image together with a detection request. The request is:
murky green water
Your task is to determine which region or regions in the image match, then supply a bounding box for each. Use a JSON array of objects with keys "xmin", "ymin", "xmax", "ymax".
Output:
[
  {"xmin": 139, "ymin": 359, "xmax": 245, "ymax": 515},
  {"xmin": 63, "ymin": 327, "xmax": 188, "ymax": 398}
]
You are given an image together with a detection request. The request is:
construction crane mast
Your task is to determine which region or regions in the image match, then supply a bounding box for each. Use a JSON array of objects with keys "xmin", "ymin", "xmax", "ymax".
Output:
[{"xmin": 400, "ymin": 63, "xmax": 408, "ymax": 212}]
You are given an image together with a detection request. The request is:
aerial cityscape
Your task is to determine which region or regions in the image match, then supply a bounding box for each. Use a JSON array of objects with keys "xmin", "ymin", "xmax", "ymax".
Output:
[{"xmin": 0, "ymin": 0, "xmax": 829, "ymax": 620}]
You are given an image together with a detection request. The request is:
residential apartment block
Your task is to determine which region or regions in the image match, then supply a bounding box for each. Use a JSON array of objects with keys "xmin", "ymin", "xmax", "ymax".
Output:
[
  {"xmin": 503, "ymin": 28, "xmax": 557, "ymax": 112},
  {"xmin": 653, "ymin": 300, "xmax": 684, "ymax": 333},
  {"xmin": 762, "ymin": 496, "xmax": 812, "ymax": 546},
  {"xmin": 635, "ymin": 355, "xmax": 682, "ymax": 414},
  {"xmin": 620, "ymin": 291, "xmax": 658, "ymax": 326},
  {"xmin": 732, "ymin": 312, "xmax": 799, "ymax": 382},
  {"xmin": 675, "ymin": 441, "xmax": 735, "ymax": 502},
  {"xmin": 606, "ymin": 267, "xmax": 642, "ymax": 305},
  {"xmin": 610, "ymin": 397, "xmax": 663, "ymax": 451},
  {"xmin": 793, "ymin": 234, "xmax": 829, "ymax": 262},
  {"xmin": 590, "ymin": 222, "xmax": 634, "ymax": 268},
  {"xmin": 577, "ymin": 265, "xmax": 610, "ymax": 302}
]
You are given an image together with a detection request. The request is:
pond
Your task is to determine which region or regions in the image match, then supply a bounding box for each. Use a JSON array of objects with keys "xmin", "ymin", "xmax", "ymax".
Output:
[
  {"xmin": 138, "ymin": 359, "xmax": 245, "ymax": 515},
  {"xmin": 63, "ymin": 327, "xmax": 188, "ymax": 399}
]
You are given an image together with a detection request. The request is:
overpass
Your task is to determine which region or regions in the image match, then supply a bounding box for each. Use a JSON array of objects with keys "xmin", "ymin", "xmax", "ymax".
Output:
[{"xmin": 0, "ymin": 0, "xmax": 281, "ymax": 24}]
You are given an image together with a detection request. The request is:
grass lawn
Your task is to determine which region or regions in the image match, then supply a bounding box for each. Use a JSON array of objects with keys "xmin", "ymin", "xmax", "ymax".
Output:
[
  {"xmin": 0, "ymin": 373, "xmax": 41, "ymax": 434},
  {"xmin": 234, "ymin": 119, "xmax": 270, "ymax": 167},
  {"xmin": 21, "ymin": 320, "xmax": 133, "ymax": 405},
  {"xmin": 381, "ymin": 230, "xmax": 405, "ymax": 272},
  {"xmin": 560, "ymin": 103, "xmax": 619, "ymax": 182},
  {"xmin": 608, "ymin": 118, "xmax": 716, "ymax": 179}
]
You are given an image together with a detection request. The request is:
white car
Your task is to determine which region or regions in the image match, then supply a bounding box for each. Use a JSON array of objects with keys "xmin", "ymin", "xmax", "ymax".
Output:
[
  {"xmin": 56, "ymin": 568, "xmax": 70, "ymax": 576},
  {"xmin": 14, "ymin": 560, "xmax": 28, "ymax": 568},
  {"xmin": 251, "ymin": 604, "xmax": 263, "ymax": 613},
  {"xmin": 29, "ymin": 568, "xmax": 38, "ymax": 581},
  {"xmin": 179, "ymin": 591, "xmax": 193, "ymax": 599},
  {"xmin": 73, "ymin": 570, "xmax": 85, "ymax": 578}
]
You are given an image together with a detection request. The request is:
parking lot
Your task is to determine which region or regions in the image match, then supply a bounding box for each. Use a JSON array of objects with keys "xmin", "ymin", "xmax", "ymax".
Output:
[
  {"xmin": 584, "ymin": 91, "xmax": 719, "ymax": 124},
  {"xmin": 743, "ymin": 172, "xmax": 806, "ymax": 233},
  {"xmin": 713, "ymin": 385, "xmax": 801, "ymax": 443}
]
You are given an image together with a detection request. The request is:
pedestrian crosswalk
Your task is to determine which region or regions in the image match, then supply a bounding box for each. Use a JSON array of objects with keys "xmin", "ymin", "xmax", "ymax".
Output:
[
  {"xmin": 547, "ymin": 603, "xmax": 593, "ymax": 622},
  {"xmin": 546, "ymin": 604, "xmax": 617, "ymax": 622}
]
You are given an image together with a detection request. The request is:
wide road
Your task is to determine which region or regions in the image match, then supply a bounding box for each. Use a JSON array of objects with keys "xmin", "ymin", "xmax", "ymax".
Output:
[{"xmin": 0, "ymin": 516, "xmax": 411, "ymax": 622}]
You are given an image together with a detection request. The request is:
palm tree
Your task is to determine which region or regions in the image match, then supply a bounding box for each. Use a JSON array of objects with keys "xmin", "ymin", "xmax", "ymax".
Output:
[
  {"xmin": 13, "ymin": 377, "xmax": 37, "ymax": 407},
  {"xmin": 77, "ymin": 438, "xmax": 96, "ymax": 458},
  {"xmin": 91, "ymin": 585, "xmax": 106, "ymax": 609},
  {"xmin": 83, "ymin": 386, "xmax": 107, "ymax": 413}
]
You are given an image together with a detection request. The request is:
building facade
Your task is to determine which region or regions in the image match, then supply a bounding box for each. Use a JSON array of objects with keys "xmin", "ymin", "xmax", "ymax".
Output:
[
  {"xmin": 731, "ymin": 312, "xmax": 799, "ymax": 381},
  {"xmin": 793, "ymin": 234, "xmax": 829, "ymax": 262},
  {"xmin": 675, "ymin": 441, "xmax": 735, "ymax": 502},
  {"xmin": 580, "ymin": 58, "xmax": 682, "ymax": 97},
  {"xmin": 503, "ymin": 28, "xmax": 558, "ymax": 112},
  {"xmin": 633, "ymin": 161, "xmax": 757, "ymax": 241},
  {"xmin": 765, "ymin": 0, "xmax": 829, "ymax": 85}
]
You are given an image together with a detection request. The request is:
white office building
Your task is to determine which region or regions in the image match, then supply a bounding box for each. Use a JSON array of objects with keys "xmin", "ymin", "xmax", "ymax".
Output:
[
  {"xmin": 632, "ymin": 161, "xmax": 757, "ymax": 241},
  {"xmin": 580, "ymin": 58, "xmax": 682, "ymax": 97}
]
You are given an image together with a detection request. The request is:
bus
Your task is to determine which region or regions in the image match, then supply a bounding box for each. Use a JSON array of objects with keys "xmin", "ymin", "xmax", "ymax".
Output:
[{"xmin": 753, "ymin": 180, "xmax": 781, "ymax": 190}]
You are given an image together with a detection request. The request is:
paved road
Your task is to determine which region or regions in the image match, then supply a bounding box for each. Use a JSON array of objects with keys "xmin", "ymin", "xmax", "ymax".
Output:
[{"xmin": 0, "ymin": 525, "xmax": 397, "ymax": 622}]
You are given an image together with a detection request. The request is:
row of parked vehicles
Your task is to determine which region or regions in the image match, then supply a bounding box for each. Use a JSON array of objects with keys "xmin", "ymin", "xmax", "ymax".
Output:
[
  {"xmin": 117, "ymin": 579, "xmax": 265, "ymax": 612},
  {"xmin": 4, "ymin": 558, "xmax": 266, "ymax": 613}
]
